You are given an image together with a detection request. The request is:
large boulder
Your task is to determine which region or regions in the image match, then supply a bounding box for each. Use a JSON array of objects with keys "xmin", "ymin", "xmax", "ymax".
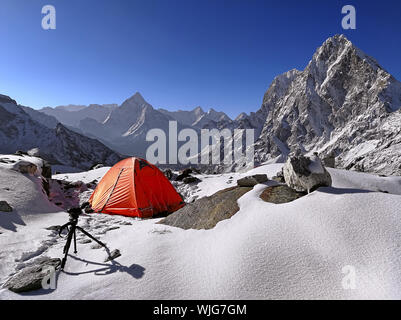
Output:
[
  {"xmin": 3, "ymin": 258, "xmax": 61, "ymax": 293},
  {"xmin": 237, "ymin": 174, "xmax": 268, "ymax": 187},
  {"xmin": 283, "ymin": 154, "xmax": 332, "ymax": 193},
  {"xmin": 158, "ymin": 186, "xmax": 252, "ymax": 230}
]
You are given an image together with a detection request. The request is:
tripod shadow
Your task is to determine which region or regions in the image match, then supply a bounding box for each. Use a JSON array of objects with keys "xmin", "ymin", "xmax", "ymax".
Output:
[{"xmin": 62, "ymin": 254, "xmax": 145, "ymax": 279}]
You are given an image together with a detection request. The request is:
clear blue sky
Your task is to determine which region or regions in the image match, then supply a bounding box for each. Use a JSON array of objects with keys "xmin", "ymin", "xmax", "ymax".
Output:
[{"xmin": 1, "ymin": 0, "xmax": 400, "ymax": 118}]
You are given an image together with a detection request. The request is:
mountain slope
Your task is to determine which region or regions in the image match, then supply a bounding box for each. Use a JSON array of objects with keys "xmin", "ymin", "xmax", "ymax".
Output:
[
  {"xmin": 0, "ymin": 95, "xmax": 122, "ymax": 170},
  {"xmin": 254, "ymin": 34, "xmax": 401, "ymax": 175}
]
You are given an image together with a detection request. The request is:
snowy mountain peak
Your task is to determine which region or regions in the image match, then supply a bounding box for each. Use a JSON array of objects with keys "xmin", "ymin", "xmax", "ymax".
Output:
[{"xmin": 254, "ymin": 35, "xmax": 401, "ymax": 176}]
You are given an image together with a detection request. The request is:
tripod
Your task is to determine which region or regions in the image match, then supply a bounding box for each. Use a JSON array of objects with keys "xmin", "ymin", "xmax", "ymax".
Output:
[{"xmin": 59, "ymin": 210, "xmax": 108, "ymax": 270}]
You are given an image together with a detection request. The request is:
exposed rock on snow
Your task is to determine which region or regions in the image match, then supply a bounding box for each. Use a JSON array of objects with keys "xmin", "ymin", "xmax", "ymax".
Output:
[
  {"xmin": 0, "ymin": 200, "xmax": 13, "ymax": 212},
  {"xmin": 283, "ymin": 154, "xmax": 332, "ymax": 193},
  {"xmin": 159, "ymin": 186, "xmax": 252, "ymax": 230},
  {"xmin": 3, "ymin": 257, "xmax": 61, "ymax": 293},
  {"xmin": 237, "ymin": 174, "xmax": 268, "ymax": 187},
  {"xmin": 175, "ymin": 168, "xmax": 193, "ymax": 181},
  {"xmin": 182, "ymin": 176, "xmax": 201, "ymax": 184},
  {"xmin": 259, "ymin": 185, "xmax": 306, "ymax": 204}
]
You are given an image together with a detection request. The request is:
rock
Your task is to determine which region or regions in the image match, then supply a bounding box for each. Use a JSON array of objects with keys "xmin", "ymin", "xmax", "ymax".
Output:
[
  {"xmin": 0, "ymin": 200, "xmax": 13, "ymax": 212},
  {"xmin": 237, "ymin": 174, "xmax": 268, "ymax": 187},
  {"xmin": 322, "ymin": 152, "xmax": 336, "ymax": 168},
  {"xmin": 79, "ymin": 239, "xmax": 92, "ymax": 244},
  {"xmin": 175, "ymin": 168, "xmax": 192, "ymax": 181},
  {"xmin": 283, "ymin": 154, "xmax": 332, "ymax": 193},
  {"xmin": 104, "ymin": 249, "xmax": 121, "ymax": 262},
  {"xmin": 190, "ymin": 167, "xmax": 201, "ymax": 174},
  {"xmin": 182, "ymin": 176, "xmax": 201, "ymax": 184},
  {"xmin": 158, "ymin": 186, "xmax": 253, "ymax": 230},
  {"xmin": 18, "ymin": 162, "xmax": 37, "ymax": 175},
  {"xmin": 259, "ymin": 185, "xmax": 306, "ymax": 204},
  {"xmin": 45, "ymin": 225, "xmax": 60, "ymax": 231},
  {"xmin": 91, "ymin": 164, "xmax": 104, "ymax": 170},
  {"xmin": 271, "ymin": 170, "xmax": 285, "ymax": 183},
  {"xmin": 41, "ymin": 160, "xmax": 52, "ymax": 179},
  {"xmin": 163, "ymin": 169, "xmax": 174, "ymax": 180},
  {"xmin": 3, "ymin": 258, "xmax": 61, "ymax": 293},
  {"xmin": 15, "ymin": 150, "xmax": 28, "ymax": 156},
  {"xmin": 91, "ymin": 243, "xmax": 105, "ymax": 250}
]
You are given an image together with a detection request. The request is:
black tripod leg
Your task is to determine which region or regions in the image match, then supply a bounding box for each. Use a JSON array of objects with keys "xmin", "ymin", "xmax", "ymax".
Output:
[
  {"xmin": 61, "ymin": 226, "xmax": 74, "ymax": 270},
  {"xmin": 76, "ymin": 226, "xmax": 108, "ymax": 249},
  {"xmin": 73, "ymin": 229, "xmax": 77, "ymax": 254}
]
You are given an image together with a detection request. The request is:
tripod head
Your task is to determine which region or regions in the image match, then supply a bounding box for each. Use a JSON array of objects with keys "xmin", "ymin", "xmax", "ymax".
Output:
[{"xmin": 67, "ymin": 207, "xmax": 82, "ymax": 223}]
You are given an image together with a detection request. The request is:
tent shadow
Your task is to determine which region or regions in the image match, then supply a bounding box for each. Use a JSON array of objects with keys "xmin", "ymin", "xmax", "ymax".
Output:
[
  {"xmin": 0, "ymin": 209, "xmax": 26, "ymax": 232},
  {"xmin": 62, "ymin": 254, "xmax": 145, "ymax": 279},
  {"xmin": 316, "ymin": 187, "xmax": 373, "ymax": 195}
]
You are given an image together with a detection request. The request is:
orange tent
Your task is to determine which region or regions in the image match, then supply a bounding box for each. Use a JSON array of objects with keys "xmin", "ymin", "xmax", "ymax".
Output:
[{"xmin": 89, "ymin": 157, "xmax": 185, "ymax": 218}]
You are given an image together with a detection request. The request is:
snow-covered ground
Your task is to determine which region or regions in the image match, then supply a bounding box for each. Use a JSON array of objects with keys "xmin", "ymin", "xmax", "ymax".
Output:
[{"xmin": 1, "ymin": 160, "xmax": 401, "ymax": 299}]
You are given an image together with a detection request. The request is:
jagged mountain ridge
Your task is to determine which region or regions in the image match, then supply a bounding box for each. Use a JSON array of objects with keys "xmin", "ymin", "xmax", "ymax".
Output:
[{"xmin": 0, "ymin": 95, "xmax": 123, "ymax": 170}]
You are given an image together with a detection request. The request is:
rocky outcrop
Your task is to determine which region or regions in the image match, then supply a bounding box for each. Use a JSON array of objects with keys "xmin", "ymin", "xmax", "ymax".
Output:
[
  {"xmin": 158, "ymin": 186, "xmax": 252, "ymax": 230},
  {"xmin": 283, "ymin": 154, "xmax": 332, "ymax": 193}
]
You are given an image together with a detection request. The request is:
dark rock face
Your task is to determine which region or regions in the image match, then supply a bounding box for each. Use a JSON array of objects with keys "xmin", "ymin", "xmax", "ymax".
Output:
[
  {"xmin": 182, "ymin": 176, "xmax": 201, "ymax": 184},
  {"xmin": 237, "ymin": 174, "xmax": 268, "ymax": 187},
  {"xmin": 3, "ymin": 258, "xmax": 61, "ymax": 293},
  {"xmin": 158, "ymin": 186, "xmax": 252, "ymax": 230},
  {"xmin": 0, "ymin": 200, "xmax": 13, "ymax": 212},
  {"xmin": 259, "ymin": 185, "xmax": 306, "ymax": 204},
  {"xmin": 175, "ymin": 168, "xmax": 192, "ymax": 181}
]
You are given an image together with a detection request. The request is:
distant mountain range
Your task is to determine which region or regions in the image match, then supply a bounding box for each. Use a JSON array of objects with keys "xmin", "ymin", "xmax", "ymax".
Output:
[
  {"xmin": 1, "ymin": 34, "xmax": 400, "ymax": 175},
  {"xmin": 0, "ymin": 95, "xmax": 122, "ymax": 170}
]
